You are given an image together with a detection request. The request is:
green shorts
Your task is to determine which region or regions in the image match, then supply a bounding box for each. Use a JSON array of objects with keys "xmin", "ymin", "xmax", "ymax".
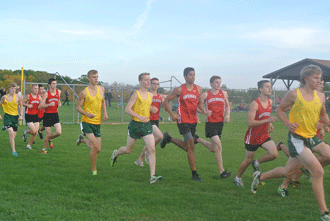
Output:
[
  {"xmin": 128, "ymin": 120, "xmax": 153, "ymax": 139},
  {"xmin": 81, "ymin": 122, "xmax": 101, "ymax": 137},
  {"xmin": 287, "ymin": 132, "xmax": 323, "ymax": 157},
  {"xmin": 3, "ymin": 113, "xmax": 19, "ymax": 132}
]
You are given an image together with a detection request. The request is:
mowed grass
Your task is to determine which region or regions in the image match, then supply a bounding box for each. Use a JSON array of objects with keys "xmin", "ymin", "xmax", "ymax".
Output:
[{"xmin": 0, "ymin": 110, "xmax": 330, "ymax": 220}]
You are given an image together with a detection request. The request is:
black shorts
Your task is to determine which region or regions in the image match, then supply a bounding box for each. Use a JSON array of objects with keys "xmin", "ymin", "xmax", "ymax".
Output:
[
  {"xmin": 150, "ymin": 120, "xmax": 159, "ymax": 128},
  {"xmin": 245, "ymin": 137, "xmax": 272, "ymax": 152},
  {"xmin": 43, "ymin": 113, "xmax": 60, "ymax": 127},
  {"xmin": 25, "ymin": 114, "xmax": 39, "ymax": 123},
  {"xmin": 205, "ymin": 122, "xmax": 223, "ymax": 138},
  {"xmin": 177, "ymin": 123, "xmax": 197, "ymax": 137}
]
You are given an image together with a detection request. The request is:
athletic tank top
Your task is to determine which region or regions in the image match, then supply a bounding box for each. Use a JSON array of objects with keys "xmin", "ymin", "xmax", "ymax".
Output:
[
  {"xmin": 244, "ymin": 98, "xmax": 272, "ymax": 145},
  {"xmin": 132, "ymin": 91, "xmax": 152, "ymax": 122},
  {"xmin": 25, "ymin": 93, "xmax": 40, "ymax": 115},
  {"xmin": 81, "ymin": 86, "xmax": 103, "ymax": 125},
  {"xmin": 2, "ymin": 94, "xmax": 18, "ymax": 116},
  {"xmin": 206, "ymin": 90, "xmax": 225, "ymax": 122},
  {"xmin": 150, "ymin": 93, "xmax": 162, "ymax": 121},
  {"xmin": 289, "ymin": 88, "xmax": 321, "ymax": 138},
  {"xmin": 178, "ymin": 84, "xmax": 199, "ymax": 124},
  {"xmin": 38, "ymin": 93, "xmax": 45, "ymax": 118},
  {"xmin": 45, "ymin": 89, "xmax": 60, "ymax": 113}
]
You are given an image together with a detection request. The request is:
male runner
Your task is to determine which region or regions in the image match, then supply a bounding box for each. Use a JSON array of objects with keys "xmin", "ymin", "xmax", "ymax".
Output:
[
  {"xmin": 160, "ymin": 67, "xmax": 207, "ymax": 181},
  {"xmin": 196, "ymin": 75, "xmax": 232, "ymax": 178},
  {"xmin": 76, "ymin": 70, "xmax": 108, "ymax": 175},
  {"xmin": 233, "ymin": 80, "xmax": 278, "ymax": 187},
  {"xmin": 38, "ymin": 78, "xmax": 62, "ymax": 154},
  {"xmin": 0, "ymin": 83, "xmax": 23, "ymax": 156},
  {"xmin": 111, "ymin": 72, "xmax": 162, "ymax": 184},
  {"xmin": 251, "ymin": 65, "xmax": 330, "ymax": 221},
  {"xmin": 135, "ymin": 77, "xmax": 165, "ymax": 167},
  {"xmin": 37, "ymin": 84, "xmax": 45, "ymax": 139},
  {"xmin": 22, "ymin": 84, "xmax": 40, "ymax": 149}
]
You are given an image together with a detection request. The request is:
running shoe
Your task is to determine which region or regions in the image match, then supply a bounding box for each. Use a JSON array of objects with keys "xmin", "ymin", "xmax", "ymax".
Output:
[
  {"xmin": 22, "ymin": 130, "xmax": 27, "ymax": 142},
  {"xmin": 49, "ymin": 139, "xmax": 53, "ymax": 149},
  {"xmin": 26, "ymin": 145, "xmax": 32, "ymax": 150},
  {"xmin": 38, "ymin": 130, "xmax": 44, "ymax": 139},
  {"xmin": 144, "ymin": 150, "xmax": 149, "ymax": 164},
  {"xmin": 321, "ymin": 212, "xmax": 330, "ymax": 221},
  {"xmin": 234, "ymin": 176, "xmax": 244, "ymax": 186},
  {"xmin": 301, "ymin": 167, "xmax": 311, "ymax": 179},
  {"xmin": 289, "ymin": 180, "xmax": 301, "ymax": 189},
  {"xmin": 135, "ymin": 160, "xmax": 144, "ymax": 167},
  {"xmin": 91, "ymin": 170, "xmax": 97, "ymax": 176},
  {"xmin": 150, "ymin": 175, "xmax": 163, "ymax": 184},
  {"xmin": 220, "ymin": 170, "xmax": 232, "ymax": 178},
  {"xmin": 277, "ymin": 186, "xmax": 289, "ymax": 197},
  {"xmin": 252, "ymin": 159, "xmax": 260, "ymax": 172},
  {"xmin": 194, "ymin": 134, "xmax": 199, "ymax": 144},
  {"xmin": 251, "ymin": 171, "xmax": 262, "ymax": 193},
  {"xmin": 41, "ymin": 150, "xmax": 47, "ymax": 154},
  {"xmin": 192, "ymin": 173, "xmax": 203, "ymax": 182},
  {"xmin": 276, "ymin": 141, "xmax": 284, "ymax": 151},
  {"xmin": 160, "ymin": 132, "xmax": 171, "ymax": 148},
  {"xmin": 12, "ymin": 152, "xmax": 18, "ymax": 156},
  {"xmin": 76, "ymin": 134, "xmax": 84, "ymax": 146},
  {"xmin": 111, "ymin": 150, "xmax": 117, "ymax": 167}
]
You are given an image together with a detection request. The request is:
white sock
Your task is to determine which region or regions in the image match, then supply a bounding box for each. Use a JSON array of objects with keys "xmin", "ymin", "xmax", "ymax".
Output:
[{"xmin": 254, "ymin": 160, "xmax": 260, "ymax": 167}]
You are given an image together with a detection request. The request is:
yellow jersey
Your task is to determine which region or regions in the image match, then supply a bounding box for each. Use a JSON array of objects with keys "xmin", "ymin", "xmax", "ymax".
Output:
[
  {"xmin": 2, "ymin": 94, "xmax": 18, "ymax": 116},
  {"xmin": 81, "ymin": 86, "xmax": 103, "ymax": 125},
  {"xmin": 289, "ymin": 88, "xmax": 322, "ymax": 138},
  {"xmin": 132, "ymin": 91, "xmax": 152, "ymax": 122}
]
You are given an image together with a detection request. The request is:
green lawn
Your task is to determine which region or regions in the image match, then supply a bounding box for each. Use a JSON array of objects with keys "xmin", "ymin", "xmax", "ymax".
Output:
[{"xmin": 0, "ymin": 110, "xmax": 329, "ymax": 220}]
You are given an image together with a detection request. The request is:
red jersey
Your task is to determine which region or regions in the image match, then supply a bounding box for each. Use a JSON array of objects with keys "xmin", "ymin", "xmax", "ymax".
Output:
[
  {"xmin": 205, "ymin": 90, "xmax": 225, "ymax": 122},
  {"xmin": 25, "ymin": 93, "xmax": 40, "ymax": 115},
  {"xmin": 150, "ymin": 93, "xmax": 162, "ymax": 121},
  {"xmin": 45, "ymin": 89, "xmax": 60, "ymax": 113},
  {"xmin": 177, "ymin": 84, "xmax": 199, "ymax": 124},
  {"xmin": 38, "ymin": 93, "xmax": 45, "ymax": 118},
  {"xmin": 244, "ymin": 98, "xmax": 272, "ymax": 145}
]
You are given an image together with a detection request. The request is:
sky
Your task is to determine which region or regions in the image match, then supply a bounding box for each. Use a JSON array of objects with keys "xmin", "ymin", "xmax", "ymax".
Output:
[{"xmin": 1, "ymin": 0, "xmax": 330, "ymax": 89}]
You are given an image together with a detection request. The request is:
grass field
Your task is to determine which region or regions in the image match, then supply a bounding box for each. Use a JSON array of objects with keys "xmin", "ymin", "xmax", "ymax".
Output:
[{"xmin": 1, "ymin": 109, "xmax": 330, "ymax": 220}]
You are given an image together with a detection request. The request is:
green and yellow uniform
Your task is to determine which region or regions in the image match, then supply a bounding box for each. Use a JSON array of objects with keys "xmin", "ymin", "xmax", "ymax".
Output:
[
  {"xmin": 81, "ymin": 86, "xmax": 102, "ymax": 137},
  {"xmin": 2, "ymin": 94, "xmax": 19, "ymax": 130},
  {"xmin": 288, "ymin": 88, "xmax": 323, "ymax": 157},
  {"xmin": 129, "ymin": 91, "xmax": 153, "ymax": 139}
]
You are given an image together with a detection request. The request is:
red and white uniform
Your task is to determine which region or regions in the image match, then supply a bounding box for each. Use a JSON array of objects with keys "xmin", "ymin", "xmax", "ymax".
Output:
[
  {"xmin": 205, "ymin": 90, "xmax": 225, "ymax": 123},
  {"xmin": 177, "ymin": 84, "xmax": 199, "ymax": 124},
  {"xmin": 25, "ymin": 94, "xmax": 40, "ymax": 115},
  {"xmin": 244, "ymin": 98, "xmax": 272, "ymax": 145},
  {"xmin": 150, "ymin": 93, "xmax": 162, "ymax": 121},
  {"xmin": 38, "ymin": 93, "xmax": 45, "ymax": 118},
  {"xmin": 45, "ymin": 89, "xmax": 60, "ymax": 114}
]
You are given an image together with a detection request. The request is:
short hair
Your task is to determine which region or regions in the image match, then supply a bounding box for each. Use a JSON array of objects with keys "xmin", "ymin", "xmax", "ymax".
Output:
[
  {"xmin": 8, "ymin": 83, "xmax": 17, "ymax": 90},
  {"xmin": 210, "ymin": 76, "xmax": 221, "ymax": 84},
  {"xmin": 184, "ymin": 67, "xmax": 195, "ymax": 76},
  {"xmin": 48, "ymin": 78, "xmax": 56, "ymax": 85},
  {"xmin": 257, "ymin": 80, "xmax": 270, "ymax": 91},
  {"xmin": 31, "ymin": 84, "xmax": 38, "ymax": 89},
  {"xmin": 38, "ymin": 84, "xmax": 44, "ymax": 88},
  {"xmin": 138, "ymin": 72, "xmax": 150, "ymax": 81},
  {"xmin": 300, "ymin": 64, "xmax": 322, "ymax": 85},
  {"xmin": 151, "ymin": 77, "xmax": 159, "ymax": 83},
  {"xmin": 87, "ymin": 70, "xmax": 98, "ymax": 77}
]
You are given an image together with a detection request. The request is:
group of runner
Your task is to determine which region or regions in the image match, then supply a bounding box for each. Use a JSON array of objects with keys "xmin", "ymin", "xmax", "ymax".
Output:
[{"xmin": 1, "ymin": 65, "xmax": 330, "ymax": 220}]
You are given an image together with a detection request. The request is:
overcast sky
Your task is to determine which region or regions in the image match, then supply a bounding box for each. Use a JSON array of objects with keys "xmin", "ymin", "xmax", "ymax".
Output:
[{"xmin": 1, "ymin": 0, "xmax": 330, "ymax": 89}]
